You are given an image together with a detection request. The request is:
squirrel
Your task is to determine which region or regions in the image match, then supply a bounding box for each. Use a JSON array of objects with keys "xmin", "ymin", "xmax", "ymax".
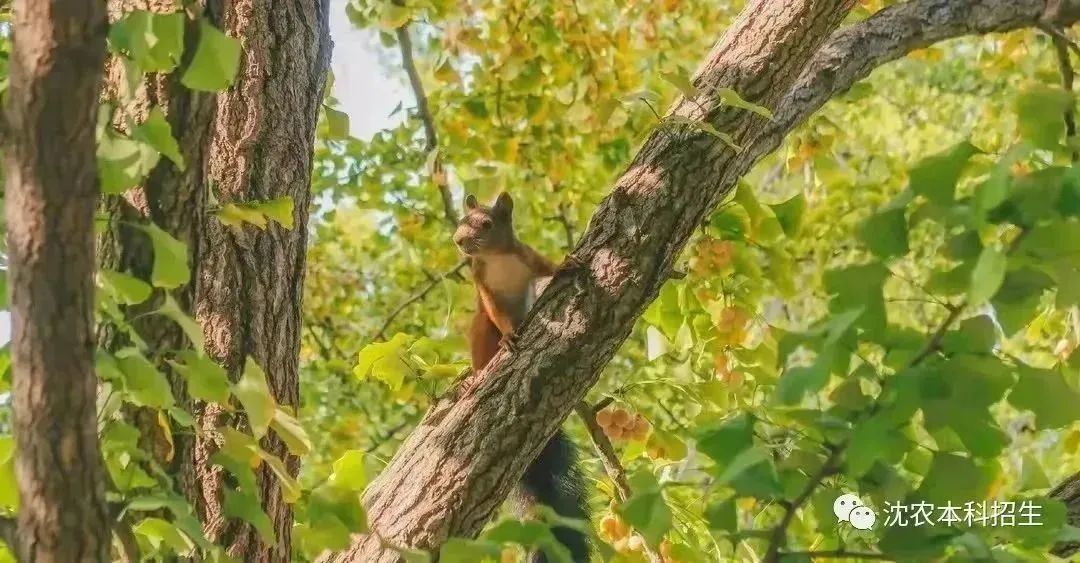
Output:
[{"xmin": 453, "ymin": 192, "xmax": 590, "ymax": 563}]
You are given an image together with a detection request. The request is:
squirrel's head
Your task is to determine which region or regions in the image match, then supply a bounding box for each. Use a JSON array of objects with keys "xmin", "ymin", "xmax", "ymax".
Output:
[{"xmin": 453, "ymin": 192, "xmax": 515, "ymax": 256}]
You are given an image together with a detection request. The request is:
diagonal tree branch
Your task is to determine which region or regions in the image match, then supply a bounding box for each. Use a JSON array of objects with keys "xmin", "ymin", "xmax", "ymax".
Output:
[{"xmin": 332, "ymin": 0, "xmax": 1080, "ymax": 560}]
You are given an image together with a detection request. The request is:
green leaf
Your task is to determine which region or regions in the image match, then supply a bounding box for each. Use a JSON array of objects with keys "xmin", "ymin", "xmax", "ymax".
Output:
[
  {"xmin": 1016, "ymin": 85, "xmax": 1075, "ymax": 151},
  {"xmin": 99, "ymin": 269, "xmax": 152, "ymax": 305},
  {"xmin": 223, "ymin": 488, "xmax": 276, "ymax": 544},
  {"xmin": 270, "ymin": 407, "xmax": 311, "ymax": 456},
  {"xmin": 908, "ymin": 141, "xmax": 981, "ymax": 204},
  {"xmin": 1009, "ymin": 365, "xmax": 1080, "ymax": 429},
  {"xmin": 354, "ymin": 333, "xmax": 414, "ymax": 391},
  {"xmin": 379, "ymin": 3, "xmax": 411, "ymax": 29},
  {"xmin": 233, "ymin": 358, "xmax": 276, "ymax": 438},
  {"xmin": 115, "ymin": 348, "xmax": 176, "ymax": 408},
  {"xmin": 913, "ymin": 453, "xmax": 999, "ymax": 506},
  {"xmin": 328, "ymin": 450, "xmax": 369, "ymax": 492},
  {"xmin": 324, "ymin": 106, "xmax": 350, "ymax": 139},
  {"xmin": 0, "ymin": 436, "xmax": 18, "ymax": 510},
  {"xmin": 704, "ymin": 498, "xmax": 736, "ymax": 531},
  {"xmin": 769, "ymin": 193, "xmax": 805, "ymax": 238},
  {"xmin": 132, "ymin": 107, "xmax": 185, "ymax": 170},
  {"xmin": 259, "ymin": 449, "xmax": 301, "ymax": 503},
  {"xmin": 967, "ymin": 247, "xmax": 1006, "ymax": 305},
  {"xmin": 138, "ymin": 223, "xmax": 190, "ymax": 289},
  {"xmin": 133, "ymin": 517, "xmax": 195, "ymax": 556},
  {"xmin": 439, "ymin": 539, "xmax": 502, "ymax": 563},
  {"xmin": 97, "ymin": 132, "xmax": 160, "ymax": 194},
  {"xmin": 108, "ymin": 10, "xmax": 185, "ymax": 73},
  {"xmin": 715, "ymin": 87, "xmax": 774, "ymax": 120},
  {"xmin": 252, "ymin": 197, "xmax": 294, "ymax": 229},
  {"xmin": 168, "ymin": 351, "xmax": 231, "ymax": 404},
  {"xmin": 615, "ymin": 471, "xmax": 671, "ymax": 547},
  {"xmin": 858, "ymin": 204, "xmax": 909, "ymax": 258},
  {"xmin": 975, "ymin": 144, "xmax": 1029, "ymax": 215},
  {"xmin": 660, "ymin": 69, "xmax": 697, "ymax": 99},
  {"xmin": 181, "ymin": 20, "xmax": 242, "ymax": 92},
  {"xmin": 155, "ymin": 293, "xmax": 204, "ymax": 352}
]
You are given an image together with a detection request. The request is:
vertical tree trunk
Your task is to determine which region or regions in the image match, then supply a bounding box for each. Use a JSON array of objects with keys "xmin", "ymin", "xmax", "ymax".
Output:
[
  {"xmin": 193, "ymin": 2, "xmax": 331, "ymax": 559},
  {"xmin": 99, "ymin": 1, "xmax": 331, "ymax": 560},
  {"xmin": 331, "ymin": 1, "xmax": 854, "ymax": 560},
  {"xmin": 3, "ymin": 0, "xmax": 111, "ymax": 560}
]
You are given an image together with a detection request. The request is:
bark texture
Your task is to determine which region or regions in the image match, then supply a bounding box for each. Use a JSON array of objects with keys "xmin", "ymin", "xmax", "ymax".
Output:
[
  {"xmin": 3, "ymin": 0, "xmax": 111, "ymax": 560},
  {"xmin": 331, "ymin": 0, "xmax": 1080, "ymax": 560},
  {"xmin": 1051, "ymin": 471, "xmax": 1079, "ymax": 558},
  {"xmin": 99, "ymin": 1, "xmax": 332, "ymax": 560}
]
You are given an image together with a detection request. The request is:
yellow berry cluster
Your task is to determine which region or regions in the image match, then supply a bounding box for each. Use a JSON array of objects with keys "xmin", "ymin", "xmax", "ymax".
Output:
[{"xmin": 595, "ymin": 407, "xmax": 650, "ymax": 442}]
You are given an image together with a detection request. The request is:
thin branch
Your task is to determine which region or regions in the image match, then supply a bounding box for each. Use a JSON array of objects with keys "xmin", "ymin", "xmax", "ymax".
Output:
[
  {"xmin": 764, "ymin": 447, "xmax": 842, "ymax": 562},
  {"xmin": 1047, "ymin": 26, "xmax": 1079, "ymax": 161},
  {"xmin": 372, "ymin": 259, "xmax": 469, "ymax": 342},
  {"xmin": 366, "ymin": 419, "xmax": 414, "ymax": 453},
  {"xmin": 394, "ymin": 19, "xmax": 458, "ymax": 227},
  {"xmin": 0, "ymin": 516, "xmax": 15, "ymax": 554},
  {"xmin": 780, "ymin": 550, "xmax": 894, "ymax": 561},
  {"xmin": 573, "ymin": 402, "xmax": 662, "ymax": 563},
  {"xmin": 574, "ymin": 403, "xmax": 632, "ymax": 501}
]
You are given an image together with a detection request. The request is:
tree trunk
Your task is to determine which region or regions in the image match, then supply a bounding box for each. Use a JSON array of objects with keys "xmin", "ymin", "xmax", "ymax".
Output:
[
  {"xmin": 1051, "ymin": 471, "xmax": 1079, "ymax": 558},
  {"xmin": 3, "ymin": 0, "xmax": 112, "ymax": 560},
  {"xmin": 99, "ymin": 1, "xmax": 331, "ymax": 560},
  {"xmin": 331, "ymin": 0, "xmax": 1080, "ymax": 560}
]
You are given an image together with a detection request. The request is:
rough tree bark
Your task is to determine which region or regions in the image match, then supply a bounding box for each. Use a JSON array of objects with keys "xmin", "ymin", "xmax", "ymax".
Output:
[
  {"xmin": 99, "ymin": 1, "xmax": 332, "ymax": 560},
  {"xmin": 3, "ymin": 0, "xmax": 112, "ymax": 560},
  {"xmin": 331, "ymin": 0, "xmax": 1080, "ymax": 560}
]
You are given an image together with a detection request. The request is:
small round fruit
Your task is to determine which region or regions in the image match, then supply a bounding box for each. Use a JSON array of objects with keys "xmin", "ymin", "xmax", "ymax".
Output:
[
  {"xmin": 600, "ymin": 516, "xmax": 620, "ymax": 537},
  {"xmin": 612, "ymin": 518, "xmax": 630, "ymax": 538},
  {"xmin": 627, "ymin": 535, "xmax": 644, "ymax": 551},
  {"xmin": 611, "ymin": 407, "xmax": 631, "ymax": 427},
  {"xmin": 607, "ymin": 425, "xmax": 624, "ymax": 441},
  {"xmin": 596, "ymin": 408, "xmax": 614, "ymax": 428}
]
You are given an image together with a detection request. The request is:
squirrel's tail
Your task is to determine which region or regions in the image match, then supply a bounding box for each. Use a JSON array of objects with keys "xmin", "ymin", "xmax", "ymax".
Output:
[{"xmin": 515, "ymin": 429, "xmax": 590, "ymax": 563}]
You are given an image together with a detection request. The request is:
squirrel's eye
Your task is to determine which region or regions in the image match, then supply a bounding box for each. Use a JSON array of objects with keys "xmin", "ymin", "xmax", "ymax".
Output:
[{"xmin": 480, "ymin": 218, "xmax": 493, "ymax": 229}]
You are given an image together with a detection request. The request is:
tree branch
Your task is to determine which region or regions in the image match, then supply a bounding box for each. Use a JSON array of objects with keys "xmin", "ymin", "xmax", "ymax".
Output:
[
  {"xmin": 395, "ymin": 22, "xmax": 458, "ymax": 227},
  {"xmin": 780, "ymin": 550, "xmax": 893, "ymax": 561},
  {"xmin": 372, "ymin": 259, "xmax": 468, "ymax": 342},
  {"xmin": 0, "ymin": 516, "xmax": 16, "ymax": 554},
  {"xmin": 332, "ymin": 0, "xmax": 1080, "ymax": 560},
  {"xmin": 574, "ymin": 403, "xmax": 662, "ymax": 563}
]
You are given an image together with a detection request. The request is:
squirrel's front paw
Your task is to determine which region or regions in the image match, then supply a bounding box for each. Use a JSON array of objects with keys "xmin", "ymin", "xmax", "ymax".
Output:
[{"xmin": 499, "ymin": 332, "xmax": 519, "ymax": 353}]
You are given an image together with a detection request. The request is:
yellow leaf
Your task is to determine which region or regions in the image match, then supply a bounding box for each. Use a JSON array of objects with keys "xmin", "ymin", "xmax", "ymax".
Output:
[{"xmin": 157, "ymin": 410, "xmax": 175, "ymax": 463}]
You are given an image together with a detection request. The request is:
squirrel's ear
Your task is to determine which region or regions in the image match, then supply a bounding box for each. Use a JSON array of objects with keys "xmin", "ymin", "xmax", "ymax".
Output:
[
  {"xmin": 493, "ymin": 192, "xmax": 514, "ymax": 215},
  {"xmin": 464, "ymin": 194, "xmax": 478, "ymax": 211}
]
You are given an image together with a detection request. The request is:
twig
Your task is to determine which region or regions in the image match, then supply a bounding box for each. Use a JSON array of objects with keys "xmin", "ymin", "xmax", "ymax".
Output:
[
  {"xmin": 544, "ymin": 201, "xmax": 576, "ymax": 252},
  {"xmin": 394, "ymin": 17, "xmax": 458, "ymax": 227},
  {"xmin": 372, "ymin": 259, "xmax": 469, "ymax": 342},
  {"xmin": 0, "ymin": 516, "xmax": 16, "ymax": 554},
  {"xmin": 365, "ymin": 419, "xmax": 413, "ymax": 453},
  {"xmin": 575, "ymin": 403, "xmax": 632, "ymax": 501},
  {"xmin": 1047, "ymin": 26, "xmax": 1079, "ymax": 161},
  {"xmin": 779, "ymin": 550, "xmax": 894, "ymax": 561},
  {"xmin": 763, "ymin": 447, "xmax": 842, "ymax": 562},
  {"xmin": 573, "ymin": 402, "xmax": 662, "ymax": 563}
]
